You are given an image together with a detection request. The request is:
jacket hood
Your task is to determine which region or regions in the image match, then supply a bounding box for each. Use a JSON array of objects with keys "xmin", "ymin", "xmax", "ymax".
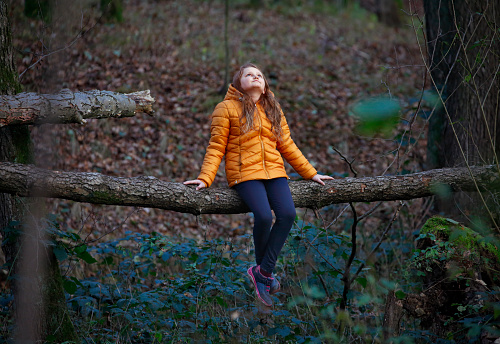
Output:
[
  {"xmin": 224, "ymin": 84, "xmax": 274, "ymax": 102},
  {"xmin": 224, "ymin": 84, "xmax": 244, "ymax": 102}
]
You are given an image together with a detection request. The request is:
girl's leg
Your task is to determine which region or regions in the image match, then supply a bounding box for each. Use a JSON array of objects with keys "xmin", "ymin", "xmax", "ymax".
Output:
[
  {"xmin": 260, "ymin": 177, "xmax": 296, "ymax": 275},
  {"xmin": 233, "ymin": 180, "xmax": 273, "ymax": 266}
]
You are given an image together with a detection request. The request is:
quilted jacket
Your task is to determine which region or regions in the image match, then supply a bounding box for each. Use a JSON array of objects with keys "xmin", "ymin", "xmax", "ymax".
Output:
[{"xmin": 197, "ymin": 84, "xmax": 317, "ymax": 188}]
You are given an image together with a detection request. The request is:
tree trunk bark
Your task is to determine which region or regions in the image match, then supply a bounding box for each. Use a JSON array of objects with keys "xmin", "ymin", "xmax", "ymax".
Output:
[
  {"xmin": 0, "ymin": 89, "xmax": 154, "ymax": 126},
  {"xmin": 0, "ymin": 162, "xmax": 497, "ymax": 214},
  {"xmin": 0, "ymin": 0, "xmax": 23, "ymax": 317},
  {"xmin": 426, "ymin": 0, "xmax": 500, "ymax": 168},
  {"xmin": 424, "ymin": 0, "xmax": 500, "ymax": 224},
  {"xmin": 383, "ymin": 290, "xmax": 403, "ymax": 339},
  {"xmin": 1, "ymin": 2, "xmax": 78, "ymax": 342}
]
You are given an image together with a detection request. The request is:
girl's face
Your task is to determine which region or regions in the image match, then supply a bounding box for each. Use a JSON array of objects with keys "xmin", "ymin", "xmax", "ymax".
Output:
[{"xmin": 240, "ymin": 67, "xmax": 265, "ymax": 94}]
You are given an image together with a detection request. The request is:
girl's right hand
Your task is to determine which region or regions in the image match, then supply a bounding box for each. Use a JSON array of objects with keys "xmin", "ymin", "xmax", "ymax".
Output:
[{"xmin": 183, "ymin": 179, "xmax": 207, "ymax": 190}]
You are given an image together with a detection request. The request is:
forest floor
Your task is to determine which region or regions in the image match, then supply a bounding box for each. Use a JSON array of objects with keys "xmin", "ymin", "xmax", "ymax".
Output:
[{"xmin": 10, "ymin": 0, "xmax": 429, "ymax": 243}]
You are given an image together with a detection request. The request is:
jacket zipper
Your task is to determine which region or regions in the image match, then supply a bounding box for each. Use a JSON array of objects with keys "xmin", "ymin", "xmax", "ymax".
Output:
[{"xmin": 256, "ymin": 104, "xmax": 270, "ymax": 179}]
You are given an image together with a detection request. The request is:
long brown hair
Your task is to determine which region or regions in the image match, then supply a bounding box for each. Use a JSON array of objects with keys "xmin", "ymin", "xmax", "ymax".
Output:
[{"xmin": 232, "ymin": 63, "xmax": 284, "ymax": 141}]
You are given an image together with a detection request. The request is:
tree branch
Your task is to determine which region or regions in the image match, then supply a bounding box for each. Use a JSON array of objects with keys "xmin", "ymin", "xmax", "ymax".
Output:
[
  {"xmin": 0, "ymin": 162, "xmax": 498, "ymax": 215},
  {"xmin": 0, "ymin": 89, "xmax": 155, "ymax": 127}
]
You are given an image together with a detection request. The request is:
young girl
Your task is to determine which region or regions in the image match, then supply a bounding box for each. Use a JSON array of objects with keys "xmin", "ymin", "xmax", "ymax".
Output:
[{"xmin": 184, "ymin": 63, "xmax": 333, "ymax": 307}]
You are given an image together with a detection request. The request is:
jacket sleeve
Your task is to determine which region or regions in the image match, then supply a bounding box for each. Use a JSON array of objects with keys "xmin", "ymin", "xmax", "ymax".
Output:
[
  {"xmin": 197, "ymin": 103, "xmax": 230, "ymax": 187},
  {"xmin": 276, "ymin": 114, "xmax": 317, "ymax": 180}
]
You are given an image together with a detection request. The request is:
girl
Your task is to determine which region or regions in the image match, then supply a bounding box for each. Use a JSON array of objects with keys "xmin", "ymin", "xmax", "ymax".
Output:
[{"xmin": 184, "ymin": 63, "xmax": 333, "ymax": 306}]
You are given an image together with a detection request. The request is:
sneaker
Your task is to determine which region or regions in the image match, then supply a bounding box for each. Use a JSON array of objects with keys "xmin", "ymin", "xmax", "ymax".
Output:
[
  {"xmin": 247, "ymin": 265, "xmax": 273, "ymax": 306},
  {"xmin": 270, "ymin": 274, "xmax": 280, "ymax": 295}
]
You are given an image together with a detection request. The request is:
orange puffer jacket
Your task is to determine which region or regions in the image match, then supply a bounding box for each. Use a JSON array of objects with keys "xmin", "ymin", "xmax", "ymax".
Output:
[{"xmin": 197, "ymin": 85, "xmax": 317, "ymax": 188}]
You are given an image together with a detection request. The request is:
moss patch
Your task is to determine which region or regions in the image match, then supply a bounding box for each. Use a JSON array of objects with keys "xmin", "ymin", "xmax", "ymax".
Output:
[{"xmin": 420, "ymin": 216, "xmax": 500, "ymax": 278}]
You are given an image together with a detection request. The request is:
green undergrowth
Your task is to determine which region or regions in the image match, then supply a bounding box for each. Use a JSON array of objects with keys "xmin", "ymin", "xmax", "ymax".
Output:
[
  {"xmin": 0, "ymin": 214, "xmax": 417, "ymax": 344},
  {"xmin": 2, "ymin": 214, "xmax": 498, "ymax": 343}
]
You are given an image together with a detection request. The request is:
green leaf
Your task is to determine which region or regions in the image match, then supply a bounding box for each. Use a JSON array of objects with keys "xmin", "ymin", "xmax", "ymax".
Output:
[
  {"xmin": 53, "ymin": 247, "xmax": 68, "ymax": 262},
  {"xmin": 268, "ymin": 326, "xmax": 292, "ymax": 337},
  {"xmin": 70, "ymin": 276, "xmax": 83, "ymax": 287},
  {"xmin": 215, "ymin": 296, "xmax": 227, "ymax": 307},
  {"xmin": 494, "ymin": 304, "xmax": 500, "ymax": 319},
  {"xmin": 74, "ymin": 245, "xmax": 87, "ymax": 254},
  {"xmin": 101, "ymin": 256, "xmax": 114, "ymax": 265},
  {"xmin": 356, "ymin": 277, "xmax": 367, "ymax": 288},
  {"xmin": 395, "ymin": 290, "xmax": 406, "ymax": 299},
  {"xmin": 304, "ymin": 285, "xmax": 326, "ymax": 299},
  {"xmin": 78, "ymin": 251, "xmax": 97, "ymax": 264},
  {"xmin": 63, "ymin": 279, "xmax": 77, "ymax": 294},
  {"xmin": 350, "ymin": 96, "xmax": 401, "ymax": 137},
  {"xmin": 430, "ymin": 182, "xmax": 452, "ymax": 200}
]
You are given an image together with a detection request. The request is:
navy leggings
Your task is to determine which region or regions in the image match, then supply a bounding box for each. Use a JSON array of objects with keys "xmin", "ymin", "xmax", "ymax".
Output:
[{"xmin": 233, "ymin": 177, "xmax": 296, "ymax": 274}]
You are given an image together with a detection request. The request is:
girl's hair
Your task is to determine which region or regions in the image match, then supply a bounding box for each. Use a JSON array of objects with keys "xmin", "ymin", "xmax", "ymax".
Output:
[{"xmin": 232, "ymin": 63, "xmax": 284, "ymax": 141}]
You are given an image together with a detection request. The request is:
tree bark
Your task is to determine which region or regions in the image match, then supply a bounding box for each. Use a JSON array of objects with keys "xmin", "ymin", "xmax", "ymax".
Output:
[
  {"xmin": 0, "ymin": 89, "xmax": 154, "ymax": 126},
  {"xmin": 425, "ymin": 0, "xmax": 499, "ymax": 168},
  {"xmin": 0, "ymin": 162, "xmax": 498, "ymax": 215},
  {"xmin": 424, "ymin": 0, "xmax": 500, "ymax": 223},
  {"xmin": 1, "ymin": 2, "xmax": 78, "ymax": 342},
  {"xmin": 383, "ymin": 290, "xmax": 403, "ymax": 339}
]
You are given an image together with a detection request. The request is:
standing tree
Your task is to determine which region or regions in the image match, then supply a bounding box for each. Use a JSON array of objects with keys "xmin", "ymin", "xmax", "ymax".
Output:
[
  {"xmin": 424, "ymin": 0, "xmax": 500, "ymax": 226},
  {"xmin": 0, "ymin": 2, "xmax": 79, "ymax": 342}
]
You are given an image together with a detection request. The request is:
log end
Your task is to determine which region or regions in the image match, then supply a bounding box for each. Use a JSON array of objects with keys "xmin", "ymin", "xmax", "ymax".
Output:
[{"xmin": 126, "ymin": 90, "xmax": 155, "ymax": 116}]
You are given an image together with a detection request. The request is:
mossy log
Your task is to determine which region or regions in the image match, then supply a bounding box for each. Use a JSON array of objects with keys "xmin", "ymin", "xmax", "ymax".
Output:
[{"xmin": 385, "ymin": 216, "xmax": 500, "ymax": 342}]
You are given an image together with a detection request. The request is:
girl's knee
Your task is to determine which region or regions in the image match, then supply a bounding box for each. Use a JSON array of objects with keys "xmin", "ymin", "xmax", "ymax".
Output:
[
  {"xmin": 254, "ymin": 211, "xmax": 273, "ymax": 228},
  {"xmin": 277, "ymin": 207, "xmax": 296, "ymax": 224}
]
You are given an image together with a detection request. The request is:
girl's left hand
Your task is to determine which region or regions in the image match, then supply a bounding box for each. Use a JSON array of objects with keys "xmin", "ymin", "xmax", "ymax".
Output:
[{"xmin": 311, "ymin": 174, "xmax": 334, "ymax": 186}]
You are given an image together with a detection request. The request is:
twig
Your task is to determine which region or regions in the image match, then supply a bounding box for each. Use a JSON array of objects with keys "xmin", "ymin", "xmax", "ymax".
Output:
[
  {"xmin": 307, "ymin": 261, "xmax": 331, "ymax": 299},
  {"xmin": 85, "ymin": 207, "xmax": 140, "ymax": 244},
  {"xmin": 350, "ymin": 201, "xmax": 404, "ymax": 285},
  {"xmin": 19, "ymin": 9, "xmax": 101, "ymax": 80},
  {"xmin": 358, "ymin": 201, "xmax": 383, "ymax": 222},
  {"xmin": 324, "ymin": 204, "xmax": 349, "ymax": 230},
  {"xmin": 303, "ymin": 237, "xmax": 343, "ymax": 276},
  {"xmin": 332, "ymin": 146, "xmax": 358, "ymax": 178},
  {"xmin": 340, "ymin": 202, "xmax": 358, "ymax": 310}
]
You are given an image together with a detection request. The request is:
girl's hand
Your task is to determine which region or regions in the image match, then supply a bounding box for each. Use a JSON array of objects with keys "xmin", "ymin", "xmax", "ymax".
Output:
[
  {"xmin": 311, "ymin": 174, "xmax": 334, "ymax": 186},
  {"xmin": 183, "ymin": 179, "xmax": 207, "ymax": 190}
]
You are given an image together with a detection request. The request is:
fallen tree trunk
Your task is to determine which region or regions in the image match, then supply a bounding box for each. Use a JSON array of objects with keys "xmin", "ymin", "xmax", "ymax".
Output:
[
  {"xmin": 0, "ymin": 162, "xmax": 498, "ymax": 214},
  {"xmin": 0, "ymin": 89, "xmax": 154, "ymax": 126}
]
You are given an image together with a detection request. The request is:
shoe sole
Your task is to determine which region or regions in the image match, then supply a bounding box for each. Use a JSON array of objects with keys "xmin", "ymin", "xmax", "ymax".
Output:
[{"xmin": 247, "ymin": 267, "xmax": 272, "ymax": 307}]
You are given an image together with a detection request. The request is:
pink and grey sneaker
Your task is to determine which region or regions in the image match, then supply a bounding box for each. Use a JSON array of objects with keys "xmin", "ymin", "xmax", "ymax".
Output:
[
  {"xmin": 247, "ymin": 265, "xmax": 273, "ymax": 307},
  {"xmin": 269, "ymin": 274, "xmax": 280, "ymax": 295}
]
